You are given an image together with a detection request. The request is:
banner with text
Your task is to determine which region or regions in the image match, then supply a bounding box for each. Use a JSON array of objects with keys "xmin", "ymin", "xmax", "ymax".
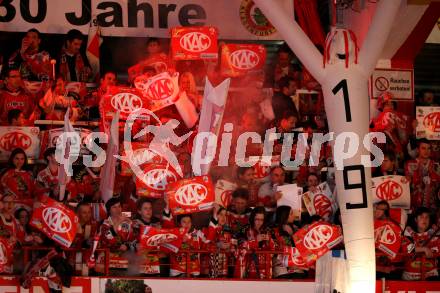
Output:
[{"xmin": 0, "ymin": 0, "xmax": 293, "ymax": 40}]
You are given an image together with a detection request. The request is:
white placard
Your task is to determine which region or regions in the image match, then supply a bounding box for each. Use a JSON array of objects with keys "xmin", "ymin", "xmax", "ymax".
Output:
[
  {"xmin": 0, "ymin": 127, "xmax": 40, "ymax": 161},
  {"xmin": 416, "ymin": 106, "xmax": 440, "ymax": 140},
  {"xmin": 371, "ymin": 175, "xmax": 411, "ymax": 209},
  {"xmin": 277, "ymin": 183, "xmax": 302, "ymax": 211}
]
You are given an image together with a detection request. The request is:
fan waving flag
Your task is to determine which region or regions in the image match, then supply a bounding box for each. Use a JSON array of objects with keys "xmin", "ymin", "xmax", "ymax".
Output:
[
  {"xmin": 87, "ymin": 15, "xmax": 102, "ymax": 82},
  {"xmin": 99, "ymin": 111, "xmax": 120, "ymax": 203},
  {"xmin": 57, "ymin": 109, "xmax": 76, "ymax": 201}
]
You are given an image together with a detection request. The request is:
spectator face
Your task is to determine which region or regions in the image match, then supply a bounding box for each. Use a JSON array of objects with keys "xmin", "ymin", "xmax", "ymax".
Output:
[
  {"xmin": 13, "ymin": 152, "xmax": 26, "ymax": 170},
  {"xmin": 287, "ymin": 208, "xmax": 295, "ymax": 224},
  {"xmin": 25, "ymin": 31, "xmax": 41, "ymax": 50},
  {"xmin": 287, "ymin": 80, "xmax": 297, "ymax": 95},
  {"xmin": 278, "ymin": 52, "xmax": 290, "ymax": 67},
  {"xmin": 147, "ymin": 41, "xmax": 161, "ymax": 55},
  {"xmin": 374, "ymin": 203, "xmax": 388, "ymax": 220},
  {"xmin": 78, "ymin": 205, "xmax": 92, "ymax": 224},
  {"xmin": 423, "ymin": 92, "xmax": 434, "ymax": 104},
  {"xmin": 238, "ymin": 168, "xmax": 254, "ymax": 184},
  {"xmin": 217, "ymin": 209, "xmax": 227, "ymax": 226},
  {"xmin": 280, "ymin": 116, "xmax": 296, "ymax": 131},
  {"xmin": 179, "ymin": 75, "xmax": 192, "ymax": 93},
  {"xmin": 2, "ymin": 195, "xmax": 15, "ymax": 214},
  {"xmin": 418, "ymin": 142, "xmax": 431, "ymax": 160},
  {"xmin": 270, "ymin": 167, "xmax": 285, "ymax": 185},
  {"xmin": 380, "ymin": 156, "xmax": 394, "ymax": 172},
  {"xmin": 12, "ymin": 112, "xmax": 25, "ymax": 127},
  {"xmin": 67, "ymin": 38, "xmax": 82, "ymax": 55},
  {"xmin": 178, "ymin": 152, "xmax": 192, "ymax": 176},
  {"xmin": 101, "ymin": 72, "xmax": 117, "ymax": 90},
  {"xmin": 6, "ymin": 70, "xmax": 22, "ymax": 91},
  {"xmin": 307, "ymin": 174, "xmax": 319, "ymax": 188},
  {"xmin": 415, "ymin": 212, "xmax": 430, "ymax": 232},
  {"xmin": 139, "ymin": 202, "xmax": 153, "ymax": 221},
  {"xmin": 180, "ymin": 216, "xmax": 192, "ymax": 230},
  {"xmin": 234, "ymin": 197, "xmax": 248, "ymax": 214},
  {"xmin": 54, "ymin": 78, "xmax": 66, "ymax": 95},
  {"xmin": 17, "ymin": 209, "xmax": 30, "ymax": 226},
  {"xmin": 254, "ymin": 213, "xmax": 265, "ymax": 231},
  {"xmin": 109, "ymin": 202, "xmax": 122, "ymax": 218}
]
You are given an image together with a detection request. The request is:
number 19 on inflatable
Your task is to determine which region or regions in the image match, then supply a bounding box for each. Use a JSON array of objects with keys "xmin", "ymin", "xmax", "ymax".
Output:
[{"xmin": 253, "ymin": 0, "xmax": 402, "ymax": 292}]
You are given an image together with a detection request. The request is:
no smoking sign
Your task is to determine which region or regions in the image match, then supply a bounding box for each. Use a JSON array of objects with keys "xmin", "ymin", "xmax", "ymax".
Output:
[
  {"xmin": 370, "ymin": 68, "xmax": 413, "ymax": 100},
  {"xmin": 374, "ymin": 77, "xmax": 389, "ymax": 92}
]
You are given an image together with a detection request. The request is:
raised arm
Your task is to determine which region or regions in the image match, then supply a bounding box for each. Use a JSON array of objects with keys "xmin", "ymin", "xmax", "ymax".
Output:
[
  {"xmin": 358, "ymin": 0, "xmax": 402, "ymax": 75},
  {"xmin": 253, "ymin": 0, "xmax": 325, "ymax": 84}
]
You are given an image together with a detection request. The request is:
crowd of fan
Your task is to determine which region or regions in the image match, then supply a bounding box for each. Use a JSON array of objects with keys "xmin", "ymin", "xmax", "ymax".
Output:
[{"xmin": 0, "ymin": 28, "xmax": 439, "ymax": 283}]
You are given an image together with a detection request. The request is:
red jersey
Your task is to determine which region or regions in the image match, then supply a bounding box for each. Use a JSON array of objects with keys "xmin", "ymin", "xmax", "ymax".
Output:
[
  {"xmin": 0, "ymin": 89, "xmax": 35, "ymax": 124},
  {"xmin": 99, "ymin": 216, "xmax": 135, "ymax": 251},
  {"xmin": 405, "ymin": 159, "xmax": 440, "ymax": 210},
  {"xmin": 244, "ymin": 227, "xmax": 275, "ymax": 279},
  {"xmin": 36, "ymin": 167, "xmax": 58, "ymax": 197},
  {"xmin": 170, "ymin": 229, "xmax": 209, "ymax": 276},
  {"xmin": 1, "ymin": 169, "xmax": 34, "ymax": 199},
  {"xmin": 401, "ymin": 226, "xmax": 440, "ymax": 280}
]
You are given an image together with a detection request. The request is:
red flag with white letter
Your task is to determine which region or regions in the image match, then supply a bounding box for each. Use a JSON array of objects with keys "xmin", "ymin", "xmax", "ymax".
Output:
[
  {"xmin": 139, "ymin": 226, "xmax": 187, "ymax": 253},
  {"xmin": 374, "ymin": 219, "xmax": 402, "ymax": 259},
  {"xmin": 30, "ymin": 196, "xmax": 78, "ymax": 248},
  {"xmin": 293, "ymin": 221, "xmax": 343, "ymax": 266},
  {"xmin": 86, "ymin": 15, "xmax": 102, "ymax": 82},
  {"xmin": 166, "ymin": 175, "xmax": 214, "ymax": 215},
  {"xmin": 220, "ymin": 44, "xmax": 266, "ymax": 77},
  {"xmin": 171, "ymin": 26, "xmax": 218, "ymax": 60}
]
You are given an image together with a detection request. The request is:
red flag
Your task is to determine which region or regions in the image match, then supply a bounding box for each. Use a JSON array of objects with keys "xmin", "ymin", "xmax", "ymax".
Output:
[
  {"xmin": 99, "ymin": 112, "xmax": 119, "ymax": 203},
  {"xmin": 374, "ymin": 219, "xmax": 402, "ymax": 259},
  {"xmin": 87, "ymin": 15, "xmax": 102, "ymax": 82},
  {"xmin": 58, "ymin": 109, "xmax": 75, "ymax": 201},
  {"xmin": 30, "ymin": 196, "xmax": 78, "ymax": 248},
  {"xmin": 139, "ymin": 226, "xmax": 187, "ymax": 253},
  {"xmin": 166, "ymin": 175, "xmax": 215, "ymax": 215},
  {"xmin": 293, "ymin": 221, "xmax": 343, "ymax": 266}
]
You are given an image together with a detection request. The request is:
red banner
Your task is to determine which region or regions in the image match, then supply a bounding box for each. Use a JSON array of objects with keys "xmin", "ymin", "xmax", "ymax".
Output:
[
  {"xmin": 293, "ymin": 221, "xmax": 343, "ymax": 266},
  {"xmin": 100, "ymin": 86, "xmax": 149, "ymax": 120},
  {"xmin": 167, "ymin": 176, "xmax": 215, "ymax": 215},
  {"xmin": 139, "ymin": 226, "xmax": 187, "ymax": 253},
  {"xmin": 136, "ymin": 163, "xmax": 181, "ymax": 198},
  {"xmin": 128, "ymin": 53, "xmax": 170, "ymax": 82},
  {"xmin": 120, "ymin": 142, "xmax": 164, "ymax": 176},
  {"xmin": 374, "ymin": 220, "xmax": 402, "ymax": 259},
  {"xmin": 220, "ymin": 44, "xmax": 266, "ymax": 77},
  {"xmin": 283, "ymin": 246, "xmax": 308, "ymax": 269},
  {"xmin": 134, "ymin": 71, "xmax": 180, "ymax": 112},
  {"xmin": 171, "ymin": 26, "xmax": 218, "ymax": 60},
  {"xmin": 30, "ymin": 196, "xmax": 78, "ymax": 248}
]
